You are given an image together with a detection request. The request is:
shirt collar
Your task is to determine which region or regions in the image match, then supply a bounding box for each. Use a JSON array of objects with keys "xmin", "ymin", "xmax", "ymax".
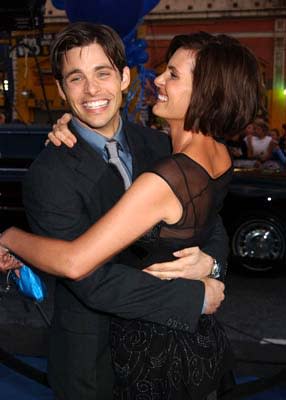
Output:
[{"xmin": 71, "ymin": 116, "xmax": 125, "ymax": 155}]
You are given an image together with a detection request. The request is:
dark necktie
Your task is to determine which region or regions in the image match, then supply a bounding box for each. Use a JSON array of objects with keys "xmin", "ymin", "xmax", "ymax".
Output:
[{"xmin": 105, "ymin": 140, "xmax": 132, "ymax": 190}]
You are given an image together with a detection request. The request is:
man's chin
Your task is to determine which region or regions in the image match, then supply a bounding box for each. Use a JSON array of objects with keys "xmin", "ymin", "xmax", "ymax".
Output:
[{"xmin": 75, "ymin": 116, "xmax": 107, "ymax": 131}]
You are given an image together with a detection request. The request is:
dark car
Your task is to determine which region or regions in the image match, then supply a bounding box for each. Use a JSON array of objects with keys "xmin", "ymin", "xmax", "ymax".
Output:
[
  {"xmin": 221, "ymin": 167, "xmax": 286, "ymax": 273},
  {"xmin": 0, "ymin": 124, "xmax": 48, "ymax": 232}
]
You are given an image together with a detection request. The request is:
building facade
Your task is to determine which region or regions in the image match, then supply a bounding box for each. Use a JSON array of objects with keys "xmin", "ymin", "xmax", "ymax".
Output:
[
  {"xmin": 145, "ymin": 0, "xmax": 286, "ymax": 129},
  {"xmin": 0, "ymin": 0, "xmax": 285, "ymax": 129}
]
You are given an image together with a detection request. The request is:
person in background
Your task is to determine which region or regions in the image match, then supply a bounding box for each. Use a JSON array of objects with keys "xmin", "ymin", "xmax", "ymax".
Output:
[
  {"xmin": 0, "ymin": 24, "xmax": 228, "ymax": 400},
  {"xmin": 270, "ymin": 128, "xmax": 286, "ymax": 168},
  {"xmin": 226, "ymin": 123, "xmax": 256, "ymax": 169},
  {"xmin": 0, "ymin": 31, "xmax": 262, "ymax": 399},
  {"xmin": 279, "ymin": 123, "xmax": 286, "ymax": 155},
  {"xmin": 245, "ymin": 118, "xmax": 272, "ymax": 165},
  {"xmin": 225, "ymin": 130, "xmax": 248, "ymax": 160}
]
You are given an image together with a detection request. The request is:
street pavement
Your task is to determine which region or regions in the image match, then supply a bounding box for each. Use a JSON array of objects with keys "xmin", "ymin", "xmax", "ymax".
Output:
[
  {"xmin": 217, "ymin": 264, "xmax": 286, "ymax": 387},
  {"xmin": 1, "ymin": 261, "xmax": 286, "ymax": 398}
]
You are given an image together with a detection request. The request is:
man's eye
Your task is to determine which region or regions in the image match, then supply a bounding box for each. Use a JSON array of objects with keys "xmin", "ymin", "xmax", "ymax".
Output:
[
  {"xmin": 68, "ymin": 76, "xmax": 82, "ymax": 83},
  {"xmin": 98, "ymin": 71, "xmax": 110, "ymax": 78}
]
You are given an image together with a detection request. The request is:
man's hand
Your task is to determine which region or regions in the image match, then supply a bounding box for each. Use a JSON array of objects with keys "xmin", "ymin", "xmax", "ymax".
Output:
[
  {"xmin": 201, "ymin": 277, "xmax": 225, "ymax": 314},
  {"xmin": 143, "ymin": 246, "xmax": 213, "ymax": 280},
  {"xmin": 47, "ymin": 113, "xmax": 77, "ymax": 148}
]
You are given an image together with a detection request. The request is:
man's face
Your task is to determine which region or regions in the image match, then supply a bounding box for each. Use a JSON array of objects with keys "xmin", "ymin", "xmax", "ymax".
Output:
[{"xmin": 56, "ymin": 42, "xmax": 130, "ymax": 138}]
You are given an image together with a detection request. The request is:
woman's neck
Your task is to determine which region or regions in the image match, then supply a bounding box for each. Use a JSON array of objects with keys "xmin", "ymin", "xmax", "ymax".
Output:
[{"xmin": 168, "ymin": 120, "xmax": 191, "ymax": 153}]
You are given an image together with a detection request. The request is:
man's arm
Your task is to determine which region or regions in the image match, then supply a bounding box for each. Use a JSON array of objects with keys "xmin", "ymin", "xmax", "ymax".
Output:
[{"xmin": 201, "ymin": 215, "xmax": 229, "ymax": 280}]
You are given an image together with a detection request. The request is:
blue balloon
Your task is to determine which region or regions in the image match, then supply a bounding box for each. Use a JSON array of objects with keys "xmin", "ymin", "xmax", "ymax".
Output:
[
  {"xmin": 52, "ymin": 0, "xmax": 65, "ymax": 9},
  {"xmin": 65, "ymin": 0, "xmax": 159, "ymax": 38},
  {"xmin": 141, "ymin": 0, "xmax": 160, "ymax": 17},
  {"xmin": 123, "ymin": 31, "xmax": 149, "ymax": 68}
]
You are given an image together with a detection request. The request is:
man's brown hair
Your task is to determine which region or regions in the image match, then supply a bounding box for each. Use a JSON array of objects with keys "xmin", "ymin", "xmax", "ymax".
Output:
[{"xmin": 50, "ymin": 22, "xmax": 127, "ymax": 87}]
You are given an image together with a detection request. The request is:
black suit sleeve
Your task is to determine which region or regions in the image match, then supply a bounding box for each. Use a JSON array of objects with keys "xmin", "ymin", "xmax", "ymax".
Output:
[
  {"xmin": 23, "ymin": 152, "xmax": 204, "ymax": 333},
  {"xmin": 201, "ymin": 215, "xmax": 229, "ymax": 279}
]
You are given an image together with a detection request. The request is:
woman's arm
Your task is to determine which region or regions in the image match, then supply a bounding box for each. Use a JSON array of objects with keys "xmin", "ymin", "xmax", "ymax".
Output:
[{"xmin": 0, "ymin": 173, "xmax": 182, "ymax": 280}]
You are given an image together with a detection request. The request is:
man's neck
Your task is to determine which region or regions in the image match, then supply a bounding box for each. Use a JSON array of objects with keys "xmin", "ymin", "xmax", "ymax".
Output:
[{"xmin": 73, "ymin": 116, "xmax": 121, "ymax": 139}]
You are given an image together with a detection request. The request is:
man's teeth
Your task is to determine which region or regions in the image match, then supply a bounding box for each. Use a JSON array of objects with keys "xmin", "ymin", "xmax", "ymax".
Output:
[
  {"xmin": 84, "ymin": 100, "xmax": 109, "ymax": 109},
  {"xmin": 158, "ymin": 94, "xmax": 168, "ymax": 102}
]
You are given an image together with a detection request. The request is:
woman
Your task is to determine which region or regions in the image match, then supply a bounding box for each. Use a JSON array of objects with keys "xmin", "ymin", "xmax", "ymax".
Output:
[{"xmin": 0, "ymin": 33, "xmax": 261, "ymax": 399}]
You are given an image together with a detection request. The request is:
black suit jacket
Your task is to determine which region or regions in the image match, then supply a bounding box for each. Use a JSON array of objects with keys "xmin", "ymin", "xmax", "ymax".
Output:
[{"xmin": 23, "ymin": 120, "xmax": 228, "ymax": 400}]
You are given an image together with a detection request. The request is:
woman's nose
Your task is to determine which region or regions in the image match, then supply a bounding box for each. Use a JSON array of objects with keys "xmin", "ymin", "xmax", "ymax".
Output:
[{"xmin": 154, "ymin": 72, "xmax": 165, "ymax": 87}]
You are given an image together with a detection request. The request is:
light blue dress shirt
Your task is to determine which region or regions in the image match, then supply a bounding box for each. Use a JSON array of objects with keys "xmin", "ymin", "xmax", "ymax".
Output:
[{"xmin": 71, "ymin": 117, "xmax": 133, "ymax": 178}]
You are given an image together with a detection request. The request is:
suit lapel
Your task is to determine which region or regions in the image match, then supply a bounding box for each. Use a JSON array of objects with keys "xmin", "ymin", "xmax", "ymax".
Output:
[
  {"xmin": 66, "ymin": 121, "xmax": 110, "ymax": 185},
  {"xmin": 124, "ymin": 122, "xmax": 150, "ymax": 179},
  {"xmin": 69, "ymin": 137, "xmax": 107, "ymax": 184},
  {"xmin": 67, "ymin": 126, "xmax": 125, "ymax": 200}
]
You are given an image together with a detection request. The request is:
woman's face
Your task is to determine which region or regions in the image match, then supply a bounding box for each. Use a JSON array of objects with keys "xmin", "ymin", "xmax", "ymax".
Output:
[{"xmin": 153, "ymin": 48, "xmax": 195, "ymax": 125}]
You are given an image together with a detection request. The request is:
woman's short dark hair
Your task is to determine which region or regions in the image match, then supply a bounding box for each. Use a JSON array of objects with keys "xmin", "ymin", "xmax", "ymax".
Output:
[
  {"xmin": 50, "ymin": 22, "xmax": 127, "ymax": 86},
  {"xmin": 166, "ymin": 33, "xmax": 263, "ymax": 137}
]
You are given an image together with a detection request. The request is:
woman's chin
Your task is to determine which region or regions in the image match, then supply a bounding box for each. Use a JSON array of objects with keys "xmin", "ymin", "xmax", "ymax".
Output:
[{"xmin": 152, "ymin": 103, "xmax": 164, "ymax": 118}]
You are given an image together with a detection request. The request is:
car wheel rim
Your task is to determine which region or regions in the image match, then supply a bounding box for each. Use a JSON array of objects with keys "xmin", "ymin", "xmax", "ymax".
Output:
[{"xmin": 232, "ymin": 219, "xmax": 285, "ymax": 271}]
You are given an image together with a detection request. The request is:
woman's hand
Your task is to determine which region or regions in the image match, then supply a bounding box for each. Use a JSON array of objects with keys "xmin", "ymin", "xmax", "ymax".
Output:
[
  {"xmin": 47, "ymin": 113, "xmax": 77, "ymax": 148},
  {"xmin": 143, "ymin": 246, "xmax": 213, "ymax": 280},
  {"xmin": 0, "ymin": 245, "xmax": 22, "ymax": 272}
]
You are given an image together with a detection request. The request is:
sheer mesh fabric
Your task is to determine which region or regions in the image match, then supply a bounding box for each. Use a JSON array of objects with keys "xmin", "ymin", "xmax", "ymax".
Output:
[{"xmin": 149, "ymin": 153, "xmax": 232, "ymax": 241}]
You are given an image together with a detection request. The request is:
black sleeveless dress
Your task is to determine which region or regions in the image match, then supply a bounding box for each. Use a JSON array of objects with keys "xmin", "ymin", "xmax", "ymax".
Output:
[{"xmin": 111, "ymin": 153, "xmax": 234, "ymax": 399}]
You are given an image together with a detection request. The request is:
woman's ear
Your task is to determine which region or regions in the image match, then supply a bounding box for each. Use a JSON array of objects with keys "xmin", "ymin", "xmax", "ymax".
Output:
[{"xmin": 121, "ymin": 66, "xmax": 131, "ymax": 91}]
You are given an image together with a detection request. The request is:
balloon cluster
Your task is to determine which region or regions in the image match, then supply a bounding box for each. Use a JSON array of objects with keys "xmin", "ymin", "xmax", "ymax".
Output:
[
  {"xmin": 122, "ymin": 27, "xmax": 157, "ymax": 124},
  {"xmin": 52, "ymin": 0, "xmax": 160, "ymax": 124}
]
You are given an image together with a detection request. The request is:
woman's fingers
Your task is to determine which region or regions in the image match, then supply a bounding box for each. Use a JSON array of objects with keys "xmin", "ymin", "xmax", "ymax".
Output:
[
  {"xmin": 144, "ymin": 269, "xmax": 177, "ymax": 280},
  {"xmin": 143, "ymin": 247, "xmax": 213, "ymax": 280},
  {"xmin": 173, "ymin": 246, "xmax": 200, "ymax": 258}
]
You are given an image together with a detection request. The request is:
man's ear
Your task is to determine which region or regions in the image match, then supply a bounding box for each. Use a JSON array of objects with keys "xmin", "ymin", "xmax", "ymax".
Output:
[
  {"xmin": 121, "ymin": 66, "xmax": 131, "ymax": 91},
  {"xmin": 56, "ymin": 80, "xmax": 67, "ymax": 101}
]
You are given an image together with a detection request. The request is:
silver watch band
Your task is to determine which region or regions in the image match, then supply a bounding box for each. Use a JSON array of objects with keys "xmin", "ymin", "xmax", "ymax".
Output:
[{"xmin": 209, "ymin": 258, "xmax": 221, "ymax": 278}]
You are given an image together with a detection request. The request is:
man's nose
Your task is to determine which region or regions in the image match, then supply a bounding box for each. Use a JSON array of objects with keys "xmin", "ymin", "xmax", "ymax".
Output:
[{"xmin": 84, "ymin": 79, "xmax": 100, "ymax": 94}]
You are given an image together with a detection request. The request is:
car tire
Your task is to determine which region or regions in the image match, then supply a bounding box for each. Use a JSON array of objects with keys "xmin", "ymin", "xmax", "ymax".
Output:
[{"xmin": 230, "ymin": 212, "xmax": 286, "ymax": 273}]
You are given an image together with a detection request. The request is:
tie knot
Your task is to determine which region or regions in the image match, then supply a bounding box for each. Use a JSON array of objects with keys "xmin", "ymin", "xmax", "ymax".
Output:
[{"xmin": 105, "ymin": 139, "xmax": 119, "ymax": 160}]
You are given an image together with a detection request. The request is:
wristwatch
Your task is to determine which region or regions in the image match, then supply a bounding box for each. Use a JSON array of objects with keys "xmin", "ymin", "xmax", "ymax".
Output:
[{"xmin": 209, "ymin": 258, "xmax": 221, "ymax": 278}]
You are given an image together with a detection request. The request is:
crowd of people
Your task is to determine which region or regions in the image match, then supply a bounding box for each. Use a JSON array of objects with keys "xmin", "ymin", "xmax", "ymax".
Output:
[{"xmin": 225, "ymin": 119, "xmax": 286, "ymax": 170}]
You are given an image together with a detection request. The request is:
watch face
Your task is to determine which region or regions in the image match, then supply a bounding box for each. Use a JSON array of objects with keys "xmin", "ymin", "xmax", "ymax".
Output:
[{"xmin": 212, "ymin": 259, "xmax": 221, "ymax": 278}]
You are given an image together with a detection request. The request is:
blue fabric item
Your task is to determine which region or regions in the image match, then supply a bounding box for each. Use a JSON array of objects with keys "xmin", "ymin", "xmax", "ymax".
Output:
[
  {"xmin": 273, "ymin": 147, "xmax": 286, "ymax": 165},
  {"xmin": 51, "ymin": 0, "xmax": 65, "ymax": 9},
  {"xmin": 11, "ymin": 266, "xmax": 47, "ymax": 303}
]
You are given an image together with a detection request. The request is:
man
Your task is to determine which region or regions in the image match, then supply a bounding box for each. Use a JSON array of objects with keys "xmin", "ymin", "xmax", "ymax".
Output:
[{"xmin": 23, "ymin": 22, "xmax": 228, "ymax": 400}]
